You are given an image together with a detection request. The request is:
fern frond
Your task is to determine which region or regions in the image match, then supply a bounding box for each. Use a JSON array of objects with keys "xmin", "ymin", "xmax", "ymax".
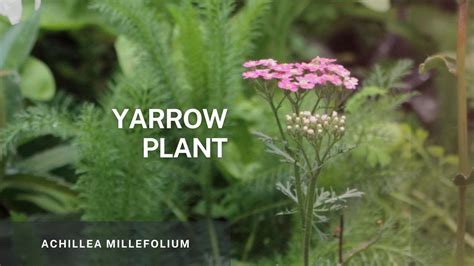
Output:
[
  {"xmin": 0, "ymin": 105, "xmax": 77, "ymax": 157},
  {"xmin": 74, "ymin": 102, "xmax": 188, "ymax": 221},
  {"xmin": 230, "ymin": 0, "xmax": 272, "ymax": 56},
  {"xmin": 93, "ymin": 0, "xmax": 179, "ymax": 106},
  {"xmin": 365, "ymin": 59, "xmax": 414, "ymax": 90},
  {"xmin": 199, "ymin": 0, "xmax": 236, "ymax": 108},
  {"xmin": 106, "ymin": 73, "xmax": 171, "ymax": 111},
  {"xmin": 226, "ymin": 0, "xmax": 272, "ymax": 101},
  {"xmin": 169, "ymin": 1, "xmax": 208, "ymax": 108}
]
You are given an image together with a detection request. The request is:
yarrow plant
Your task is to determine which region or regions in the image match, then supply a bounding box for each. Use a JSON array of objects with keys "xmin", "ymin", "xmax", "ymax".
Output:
[{"xmin": 243, "ymin": 57, "xmax": 363, "ymax": 265}]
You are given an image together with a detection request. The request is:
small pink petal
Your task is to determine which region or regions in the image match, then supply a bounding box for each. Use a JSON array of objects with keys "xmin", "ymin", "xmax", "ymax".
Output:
[
  {"xmin": 242, "ymin": 71, "xmax": 259, "ymax": 79},
  {"xmin": 273, "ymin": 72, "xmax": 291, "ymax": 79},
  {"xmin": 272, "ymin": 63, "xmax": 293, "ymax": 72},
  {"xmin": 243, "ymin": 60, "xmax": 259, "ymax": 68},
  {"xmin": 296, "ymin": 79, "xmax": 315, "ymax": 90},
  {"xmin": 302, "ymin": 73, "xmax": 319, "ymax": 82},
  {"xmin": 261, "ymin": 72, "xmax": 275, "ymax": 80},
  {"xmin": 258, "ymin": 59, "xmax": 278, "ymax": 67},
  {"xmin": 278, "ymin": 79, "xmax": 298, "ymax": 91},
  {"xmin": 344, "ymin": 77, "xmax": 358, "ymax": 90},
  {"xmin": 289, "ymin": 67, "xmax": 303, "ymax": 76},
  {"xmin": 311, "ymin": 56, "xmax": 337, "ymax": 65}
]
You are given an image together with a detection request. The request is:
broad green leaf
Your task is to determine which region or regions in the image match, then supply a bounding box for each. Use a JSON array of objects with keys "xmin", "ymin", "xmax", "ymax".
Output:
[
  {"xmin": 115, "ymin": 35, "xmax": 139, "ymax": 76},
  {"xmin": 0, "ymin": 21, "xmax": 9, "ymax": 35},
  {"xmin": 359, "ymin": 0, "xmax": 390, "ymax": 12},
  {"xmin": 0, "ymin": 12, "xmax": 39, "ymax": 69},
  {"xmin": 219, "ymin": 141, "xmax": 261, "ymax": 181},
  {"xmin": 23, "ymin": 0, "xmax": 99, "ymax": 30},
  {"xmin": 9, "ymin": 211, "xmax": 28, "ymax": 221},
  {"xmin": 0, "ymin": 174, "xmax": 78, "ymax": 213},
  {"xmin": 419, "ymin": 53, "xmax": 457, "ymax": 75},
  {"xmin": 0, "ymin": 71, "xmax": 23, "ymax": 124},
  {"xmin": 19, "ymin": 57, "xmax": 56, "ymax": 101},
  {"xmin": 17, "ymin": 145, "xmax": 78, "ymax": 173},
  {"xmin": 15, "ymin": 194, "xmax": 74, "ymax": 214}
]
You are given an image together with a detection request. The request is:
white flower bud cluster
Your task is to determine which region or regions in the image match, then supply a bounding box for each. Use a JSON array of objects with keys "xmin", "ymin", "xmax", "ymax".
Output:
[{"xmin": 285, "ymin": 111, "xmax": 345, "ymax": 140}]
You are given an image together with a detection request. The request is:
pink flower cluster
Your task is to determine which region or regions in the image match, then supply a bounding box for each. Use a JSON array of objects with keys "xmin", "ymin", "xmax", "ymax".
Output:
[{"xmin": 242, "ymin": 57, "xmax": 358, "ymax": 91}]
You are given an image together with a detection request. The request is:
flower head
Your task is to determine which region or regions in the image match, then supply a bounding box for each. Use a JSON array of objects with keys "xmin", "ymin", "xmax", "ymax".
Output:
[
  {"xmin": 242, "ymin": 71, "xmax": 259, "ymax": 79},
  {"xmin": 278, "ymin": 79, "xmax": 298, "ymax": 92},
  {"xmin": 286, "ymin": 111, "xmax": 346, "ymax": 140},
  {"xmin": 242, "ymin": 56, "xmax": 358, "ymax": 91},
  {"xmin": 296, "ymin": 76, "xmax": 315, "ymax": 90}
]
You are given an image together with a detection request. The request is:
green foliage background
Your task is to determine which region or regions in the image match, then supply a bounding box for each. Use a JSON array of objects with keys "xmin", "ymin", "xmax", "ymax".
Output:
[{"xmin": 0, "ymin": 0, "xmax": 473, "ymax": 265}]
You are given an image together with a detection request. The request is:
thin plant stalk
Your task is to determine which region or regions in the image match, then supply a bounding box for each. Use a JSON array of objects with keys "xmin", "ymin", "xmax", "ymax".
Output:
[
  {"xmin": 455, "ymin": 0, "xmax": 469, "ymax": 265},
  {"xmin": 338, "ymin": 213, "xmax": 344, "ymax": 265},
  {"xmin": 267, "ymin": 92, "xmax": 313, "ymax": 266},
  {"xmin": 303, "ymin": 137, "xmax": 335, "ymax": 266},
  {"xmin": 303, "ymin": 170, "xmax": 319, "ymax": 266},
  {"xmin": 268, "ymin": 92, "xmax": 306, "ymax": 223},
  {"xmin": 0, "ymin": 75, "xmax": 5, "ymax": 181},
  {"xmin": 198, "ymin": 160, "xmax": 220, "ymax": 264}
]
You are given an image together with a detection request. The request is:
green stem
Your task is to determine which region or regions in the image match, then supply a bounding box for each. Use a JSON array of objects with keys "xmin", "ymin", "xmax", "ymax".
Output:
[
  {"xmin": 456, "ymin": 0, "xmax": 469, "ymax": 175},
  {"xmin": 303, "ymin": 137, "xmax": 336, "ymax": 266},
  {"xmin": 293, "ymin": 160, "xmax": 305, "ymax": 223},
  {"xmin": 287, "ymin": 93, "xmax": 300, "ymax": 114},
  {"xmin": 0, "ymin": 75, "xmax": 5, "ymax": 181},
  {"xmin": 276, "ymin": 94, "xmax": 288, "ymax": 109},
  {"xmin": 206, "ymin": 208, "xmax": 220, "ymax": 264},
  {"xmin": 0, "ymin": 84, "xmax": 4, "ymax": 129},
  {"xmin": 269, "ymin": 100, "xmax": 287, "ymax": 143},
  {"xmin": 230, "ymin": 200, "xmax": 291, "ymax": 225},
  {"xmin": 241, "ymin": 217, "xmax": 259, "ymax": 261},
  {"xmin": 311, "ymin": 94, "xmax": 322, "ymax": 114},
  {"xmin": 297, "ymin": 139, "xmax": 313, "ymax": 171},
  {"xmin": 338, "ymin": 213, "xmax": 344, "ymax": 265},
  {"xmin": 303, "ymin": 168, "xmax": 320, "ymax": 266},
  {"xmin": 199, "ymin": 161, "xmax": 220, "ymax": 263},
  {"xmin": 268, "ymin": 95, "xmax": 306, "ymax": 223},
  {"xmin": 163, "ymin": 197, "xmax": 188, "ymax": 222},
  {"xmin": 455, "ymin": 0, "xmax": 469, "ymax": 265},
  {"xmin": 456, "ymin": 185, "xmax": 468, "ymax": 266}
]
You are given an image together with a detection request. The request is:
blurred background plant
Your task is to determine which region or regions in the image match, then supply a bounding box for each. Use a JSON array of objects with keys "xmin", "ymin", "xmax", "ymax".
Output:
[{"xmin": 0, "ymin": 0, "xmax": 472, "ymax": 265}]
